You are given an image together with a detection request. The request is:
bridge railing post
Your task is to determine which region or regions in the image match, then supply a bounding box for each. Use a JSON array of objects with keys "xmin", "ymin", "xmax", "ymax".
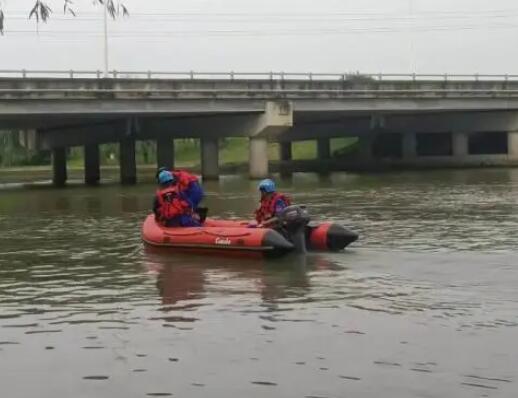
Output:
[
  {"xmin": 112, "ymin": 70, "xmax": 118, "ymax": 79},
  {"xmin": 147, "ymin": 70, "xmax": 152, "ymax": 79},
  {"xmin": 230, "ymin": 71, "xmax": 234, "ymax": 81},
  {"xmin": 22, "ymin": 69, "xmax": 27, "ymax": 78},
  {"xmin": 96, "ymin": 70, "xmax": 101, "ymax": 79},
  {"xmin": 69, "ymin": 70, "xmax": 74, "ymax": 79},
  {"xmin": 190, "ymin": 71, "xmax": 194, "ymax": 80}
]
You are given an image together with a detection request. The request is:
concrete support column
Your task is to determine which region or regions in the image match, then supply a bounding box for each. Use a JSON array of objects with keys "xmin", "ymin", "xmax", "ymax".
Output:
[
  {"xmin": 279, "ymin": 141, "xmax": 292, "ymax": 161},
  {"xmin": 52, "ymin": 148, "xmax": 67, "ymax": 187},
  {"xmin": 317, "ymin": 137, "xmax": 331, "ymax": 160},
  {"xmin": 201, "ymin": 138, "xmax": 219, "ymax": 180},
  {"xmin": 84, "ymin": 144, "xmax": 100, "ymax": 186},
  {"xmin": 358, "ymin": 135, "xmax": 373, "ymax": 160},
  {"xmin": 452, "ymin": 132, "xmax": 469, "ymax": 157},
  {"xmin": 402, "ymin": 132, "xmax": 417, "ymax": 159},
  {"xmin": 119, "ymin": 138, "xmax": 137, "ymax": 185},
  {"xmin": 508, "ymin": 132, "xmax": 518, "ymax": 159},
  {"xmin": 249, "ymin": 137, "xmax": 269, "ymax": 179},
  {"xmin": 157, "ymin": 136, "xmax": 175, "ymax": 170}
]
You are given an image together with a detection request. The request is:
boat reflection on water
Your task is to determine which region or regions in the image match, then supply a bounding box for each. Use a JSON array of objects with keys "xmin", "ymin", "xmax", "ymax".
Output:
[{"xmin": 143, "ymin": 246, "xmax": 344, "ymax": 308}]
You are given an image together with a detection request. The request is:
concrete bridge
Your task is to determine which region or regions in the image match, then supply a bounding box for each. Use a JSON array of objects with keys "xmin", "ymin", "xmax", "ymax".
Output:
[{"xmin": 3, "ymin": 70, "xmax": 518, "ymax": 185}]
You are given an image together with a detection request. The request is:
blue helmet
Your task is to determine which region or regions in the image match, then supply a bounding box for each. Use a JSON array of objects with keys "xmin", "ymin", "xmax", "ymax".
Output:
[
  {"xmin": 158, "ymin": 170, "xmax": 175, "ymax": 185},
  {"xmin": 258, "ymin": 179, "xmax": 276, "ymax": 193}
]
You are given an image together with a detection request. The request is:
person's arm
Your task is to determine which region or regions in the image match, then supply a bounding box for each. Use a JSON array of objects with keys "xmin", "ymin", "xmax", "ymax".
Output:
[{"xmin": 273, "ymin": 198, "xmax": 288, "ymax": 216}]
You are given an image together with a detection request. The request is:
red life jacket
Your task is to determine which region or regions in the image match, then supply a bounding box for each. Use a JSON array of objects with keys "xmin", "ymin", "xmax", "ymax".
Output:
[
  {"xmin": 255, "ymin": 193, "xmax": 291, "ymax": 224},
  {"xmin": 156, "ymin": 186, "xmax": 191, "ymax": 222},
  {"xmin": 172, "ymin": 170, "xmax": 199, "ymax": 193}
]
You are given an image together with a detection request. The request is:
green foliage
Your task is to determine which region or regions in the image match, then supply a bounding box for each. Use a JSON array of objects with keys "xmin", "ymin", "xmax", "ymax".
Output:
[{"xmin": 0, "ymin": 131, "xmax": 50, "ymax": 167}]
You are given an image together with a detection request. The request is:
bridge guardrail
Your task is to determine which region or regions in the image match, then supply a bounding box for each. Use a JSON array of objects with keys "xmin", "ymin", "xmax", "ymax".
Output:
[
  {"xmin": 2, "ymin": 88, "xmax": 518, "ymax": 99},
  {"xmin": 1, "ymin": 70, "xmax": 518, "ymax": 82}
]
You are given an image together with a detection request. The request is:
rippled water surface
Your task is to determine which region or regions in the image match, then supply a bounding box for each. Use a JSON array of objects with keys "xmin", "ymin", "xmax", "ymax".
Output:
[{"xmin": 1, "ymin": 170, "xmax": 518, "ymax": 398}]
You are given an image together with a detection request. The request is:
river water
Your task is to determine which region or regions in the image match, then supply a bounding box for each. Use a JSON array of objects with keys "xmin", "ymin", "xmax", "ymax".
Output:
[{"xmin": 1, "ymin": 169, "xmax": 518, "ymax": 398}]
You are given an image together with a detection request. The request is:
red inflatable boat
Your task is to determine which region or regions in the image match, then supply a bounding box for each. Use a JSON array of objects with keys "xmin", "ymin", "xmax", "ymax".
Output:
[{"xmin": 142, "ymin": 211, "xmax": 358, "ymax": 256}]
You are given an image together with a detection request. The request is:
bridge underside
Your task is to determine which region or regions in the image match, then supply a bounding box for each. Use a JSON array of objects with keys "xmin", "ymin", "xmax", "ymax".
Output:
[
  {"xmin": 3, "ymin": 75, "xmax": 518, "ymax": 185},
  {"xmin": 8, "ymin": 108, "xmax": 518, "ymax": 186}
]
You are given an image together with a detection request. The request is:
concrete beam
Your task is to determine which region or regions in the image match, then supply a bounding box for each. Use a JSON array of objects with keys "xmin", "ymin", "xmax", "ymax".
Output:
[
  {"xmin": 281, "ymin": 111, "xmax": 518, "ymax": 142},
  {"xmin": 140, "ymin": 101, "xmax": 293, "ymax": 138},
  {"xmin": 0, "ymin": 99, "xmax": 266, "ymax": 119},
  {"xmin": 52, "ymin": 148, "xmax": 67, "ymax": 187},
  {"xmin": 201, "ymin": 138, "xmax": 219, "ymax": 180},
  {"xmin": 84, "ymin": 144, "xmax": 100, "ymax": 186}
]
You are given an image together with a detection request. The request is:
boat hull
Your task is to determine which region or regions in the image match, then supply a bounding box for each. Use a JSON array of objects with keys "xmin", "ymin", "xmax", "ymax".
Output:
[{"xmin": 142, "ymin": 215, "xmax": 294, "ymax": 256}]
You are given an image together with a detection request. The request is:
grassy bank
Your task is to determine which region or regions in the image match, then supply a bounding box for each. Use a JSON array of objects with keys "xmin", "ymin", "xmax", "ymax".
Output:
[{"xmin": 1, "ymin": 137, "xmax": 358, "ymax": 173}]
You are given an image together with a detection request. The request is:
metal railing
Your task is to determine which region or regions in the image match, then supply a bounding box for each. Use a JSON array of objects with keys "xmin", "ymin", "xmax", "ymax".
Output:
[{"xmin": 0, "ymin": 70, "xmax": 518, "ymax": 82}]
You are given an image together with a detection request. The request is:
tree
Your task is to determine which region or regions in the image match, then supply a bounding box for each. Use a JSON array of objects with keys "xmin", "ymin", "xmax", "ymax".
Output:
[{"xmin": 0, "ymin": 0, "xmax": 128, "ymax": 35}]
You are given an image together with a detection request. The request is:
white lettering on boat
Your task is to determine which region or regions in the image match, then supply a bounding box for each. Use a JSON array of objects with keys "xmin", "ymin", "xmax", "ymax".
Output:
[{"xmin": 215, "ymin": 237, "xmax": 232, "ymax": 245}]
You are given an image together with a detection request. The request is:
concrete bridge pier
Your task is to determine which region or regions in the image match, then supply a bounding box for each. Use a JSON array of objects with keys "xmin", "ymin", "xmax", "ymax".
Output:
[
  {"xmin": 317, "ymin": 137, "xmax": 331, "ymax": 175},
  {"xmin": 317, "ymin": 138, "xmax": 331, "ymax": 160},
  {"xmin": 157, "ymin": 136, "xmax": 175, "ymax": 170},
  {"xmin": 453, "ymin": 132, "xmax": 469, "ymax": 157},
  {"xmin": 201, "ymin": 138, "xmax": 220, "ymax": 180},
  {"xmin": 120, "ymin": 138, "xmax": 137, "ymax": 185},
  {"xmin": 84, "ymin": 144, "xmax": 100, "ymax": 186},
  {"xmin": 358, "ymin": 135, "xmax": 374, "ymax": 161},
  {"xmin": 280, "ymin": 141, "xmax": 292, "ymax": 161},
  {"xmin": 402, "ymin": 132, "xmax": 417, "ymax": 159},
  {"xmin": 52, "ymin": 147, "xmax": 67, "ymax": 187},
  {"xmin": 508, "ymin": 132, "xmax": 518, "ymax": 158},
  {"xmin": 249, "ymin": 137, "xmax": 269, "ymax": 179},
  {"xmin": 279, "ymin": 141, "xmax": 292, "ymax": 177}
]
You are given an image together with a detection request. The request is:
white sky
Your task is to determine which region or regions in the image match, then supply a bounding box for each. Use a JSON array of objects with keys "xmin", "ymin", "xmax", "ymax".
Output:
[{"xmin": 0, "ymin": 0, "xmax": 517, "ymax": 74}]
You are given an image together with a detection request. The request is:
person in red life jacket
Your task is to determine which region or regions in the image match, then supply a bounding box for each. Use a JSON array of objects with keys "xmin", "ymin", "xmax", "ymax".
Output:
[
  {"xmin": 254, "ymin": 179, "xmax": 291, "ymax": 227},
  {"xmin": 156, "ymin": 167, "xmax": 204, "ymax": 209},
  {"xmin": 153, "ymin": 171, "xmax": 201, "ymax": 227}
]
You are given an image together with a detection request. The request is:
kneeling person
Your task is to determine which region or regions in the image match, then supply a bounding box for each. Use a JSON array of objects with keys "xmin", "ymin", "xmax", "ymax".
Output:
[
  {"xmin": 154, "ymin": 171, "xmax": 201, "ymax": 227},
  {"xmin": 156, "ymin": 167, "xmax": 204, "ymax": 209}
]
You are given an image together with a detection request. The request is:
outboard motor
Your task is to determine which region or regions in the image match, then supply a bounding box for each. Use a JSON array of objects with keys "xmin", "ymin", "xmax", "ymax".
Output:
[{"xmin": 276, "ymin": 205, "xmax": 311, "ymax": 253}]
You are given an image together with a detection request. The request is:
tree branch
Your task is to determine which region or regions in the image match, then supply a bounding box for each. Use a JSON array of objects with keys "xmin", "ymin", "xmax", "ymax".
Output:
[{"xmin": 0, "ymin": 0, "xmax": 129, "ymax": 35}]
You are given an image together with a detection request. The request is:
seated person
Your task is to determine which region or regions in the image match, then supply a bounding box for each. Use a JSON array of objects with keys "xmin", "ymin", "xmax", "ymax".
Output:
[
  {"xmin": 156, "ymin": 167, "xmax": 204, "ymax": 209},
  {"xmin": 254, "ymin": 179, "xmax": 291, "ymax": 227},
  {"xmin": 153, "ymin": 171, "xmax": 201, "ymax": 227}
]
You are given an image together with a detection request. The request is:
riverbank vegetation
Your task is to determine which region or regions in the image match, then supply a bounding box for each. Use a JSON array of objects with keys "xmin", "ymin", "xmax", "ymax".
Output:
[{"xmin": 0, "ymin": 131, "xmax": 357, "ymax": 170}]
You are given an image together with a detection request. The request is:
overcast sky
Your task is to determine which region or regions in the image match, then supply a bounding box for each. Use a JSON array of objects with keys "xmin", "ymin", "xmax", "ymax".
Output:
[{"xmin": 1, "ymin": 0, "xmax": 517, "ymax": 74}]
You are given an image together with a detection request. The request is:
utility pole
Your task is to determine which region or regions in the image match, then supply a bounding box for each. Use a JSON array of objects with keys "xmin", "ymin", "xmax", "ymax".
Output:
[
  {"xmin": 409, "ymin": 0, "xmax": 416, "ymax": 73},
  {"xmin": 103, "ymin": 0, "xmax": 109, "ymax": 77}
]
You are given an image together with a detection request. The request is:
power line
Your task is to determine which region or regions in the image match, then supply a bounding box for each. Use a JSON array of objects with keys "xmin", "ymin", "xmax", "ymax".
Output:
[{"xmin": 4, "ymin": 22, "xmax": 518, "ymax": 38}]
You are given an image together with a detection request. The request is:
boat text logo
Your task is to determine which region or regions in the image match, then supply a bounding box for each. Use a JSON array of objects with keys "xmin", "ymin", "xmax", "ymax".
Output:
[{"xmin": 215, "ymin": 237, "xmax": 232, "ymax": 245}]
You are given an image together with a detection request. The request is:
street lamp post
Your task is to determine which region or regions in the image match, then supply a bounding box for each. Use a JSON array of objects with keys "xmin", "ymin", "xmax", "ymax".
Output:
[{"xmin": 103, "ymin": 0, "xmax": 109, "ymax": 77}]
